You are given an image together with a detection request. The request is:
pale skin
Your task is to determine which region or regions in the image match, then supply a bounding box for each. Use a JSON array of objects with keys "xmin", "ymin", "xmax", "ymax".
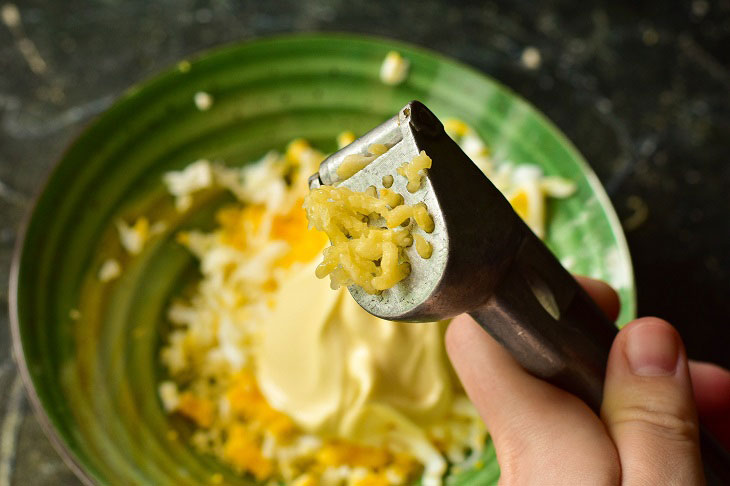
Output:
[{"xmin": 446, "ymin": 276, "xmax": 730, "ymax": 485}]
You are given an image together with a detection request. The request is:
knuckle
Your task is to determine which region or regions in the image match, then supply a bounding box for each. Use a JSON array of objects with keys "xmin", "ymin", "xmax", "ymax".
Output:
[
  {"xmin": 496, "ymin": 431, "xmax": 620, "ymax": 486},
  {"xmin": 610, "ymin": 403, "xmax": 698, "ymax": 444},
  {"xmin": 494, "ymin": 436, "xmax": 528, "ymax": 476},
  {"xmin": 496, "ymin": 437, "xmax": 535, "ymax": 486}
]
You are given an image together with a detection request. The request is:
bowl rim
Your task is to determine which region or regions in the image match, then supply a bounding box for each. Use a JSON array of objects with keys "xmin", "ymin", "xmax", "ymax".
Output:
[{"xmin": 8, "ymin": 31, "xmax": 635, "ymax": 485}]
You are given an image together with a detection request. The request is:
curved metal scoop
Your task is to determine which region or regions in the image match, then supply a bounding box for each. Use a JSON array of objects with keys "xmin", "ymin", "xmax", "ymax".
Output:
[{"xmin": 310, "ymin": 102, "xmax": 451, "ymax": 321}]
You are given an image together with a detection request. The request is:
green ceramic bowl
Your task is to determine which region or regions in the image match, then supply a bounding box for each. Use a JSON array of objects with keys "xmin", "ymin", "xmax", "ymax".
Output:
[{"xmin": 10, "ymin": 34, "xmax": 635, "ymax": 485}]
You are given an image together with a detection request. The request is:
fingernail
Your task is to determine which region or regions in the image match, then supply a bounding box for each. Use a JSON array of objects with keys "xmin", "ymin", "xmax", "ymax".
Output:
[{"xmin": 625, "ymin": 321, "xmax": 680, "ymax": 376}]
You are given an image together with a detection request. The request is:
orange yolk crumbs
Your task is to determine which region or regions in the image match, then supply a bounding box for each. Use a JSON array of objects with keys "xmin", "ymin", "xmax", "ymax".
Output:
[
  {"xmin": 316, "ymin": 441, "xmax": 389, "ymax": 469},
  {"xmin": 216, "ymin": 204, "xmax": 264, "ymax": 249},
  {"xmin": 223, "ymin": 374, "xmax": 421, "ymax": 482},
  {"xmin": 216, "ymin": 201, "xmax": 328, "ymax": 268},
  {"xmin": 314, "ymin": 442, "xmax": 419, "ymax": 477},
  {"xmin": 221, "ymin": 373, "xmax": 295, "ymax": 480},
  {"xmin": 509, "ymin": 190, "xmax": 529, "ymax": 221},
  {"xmin": 177, "ymin": 392, "xmax": 215, "ymax": 428},
  {"xmin": 270, "ymin": 202, "xmax": 329, "ymax": 267},
  {"xmin": 177, "ymin": 376, "xmax": 421, "ymax": 482},
  {"xmin": 223, "ymin": 424, "xmax": 274, "ymax": 480},
  {"xmin": 226, "ymin": 372, "xmax": 296, "ymax": 440},
  {"xmin": 354, "ymin": 474, "xmax": 390, "ymax": 486}
]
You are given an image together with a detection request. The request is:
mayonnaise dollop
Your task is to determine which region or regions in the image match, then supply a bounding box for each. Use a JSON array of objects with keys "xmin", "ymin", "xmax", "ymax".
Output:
[{"xmin": 256, "ymin": 260, "xmax": 455, "ymax": 448}]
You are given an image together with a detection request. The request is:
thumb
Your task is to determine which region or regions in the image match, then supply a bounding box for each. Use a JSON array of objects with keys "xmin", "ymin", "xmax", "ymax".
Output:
[{"xmin": 601, "ymin": 317, "xmax": 704, "ymax": 485}]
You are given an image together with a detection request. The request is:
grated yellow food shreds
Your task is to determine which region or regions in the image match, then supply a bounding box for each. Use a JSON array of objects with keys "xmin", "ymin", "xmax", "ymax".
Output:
[
  {"xmin": 308, "ymin": 145, "xmax": 438, "ymax": 293},
  {"xmin": 368, "ymin": 143, "xmax": 389, "ymax": 155},
  {"xmin": 379, "ymin": 187, "xmax": 403, "ymax": 208},
  {"xmin": 397, "ymin": 150, "xmax": 432, "ymax": 192},
  {"xmin": 304, "ymin": 181, "xmax": 435, "ymax": 293},
  {"xmin": 335, "ymin": 143, "xmax": 391, "ymax": 180},
  {"xmin": 337, "ymin": 153, "xmax": 377, "ymax": 180}
]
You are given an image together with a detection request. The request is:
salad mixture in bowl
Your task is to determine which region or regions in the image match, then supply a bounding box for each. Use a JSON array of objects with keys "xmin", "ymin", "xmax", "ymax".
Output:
[{"xmin": 155, "ymin": 121, "xmax": 573, "ymax": 485}]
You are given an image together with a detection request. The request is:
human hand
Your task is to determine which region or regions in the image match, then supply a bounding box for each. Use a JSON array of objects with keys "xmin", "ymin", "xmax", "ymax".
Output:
[{"xmin": 446, "ymin": 277, "xmax": 730, "ymax": 485}]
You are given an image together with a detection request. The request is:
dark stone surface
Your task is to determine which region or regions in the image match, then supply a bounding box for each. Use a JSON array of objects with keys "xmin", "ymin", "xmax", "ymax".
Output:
[{"xmin": 0, "ymin": 0, "xmax": 728, "ymax": 483}]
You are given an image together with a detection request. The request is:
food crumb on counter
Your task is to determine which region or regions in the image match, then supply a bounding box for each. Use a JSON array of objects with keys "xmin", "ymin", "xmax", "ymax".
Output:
[{"xmin": 520, "ymin": 46, "xmax": 542, "ymax": 70}]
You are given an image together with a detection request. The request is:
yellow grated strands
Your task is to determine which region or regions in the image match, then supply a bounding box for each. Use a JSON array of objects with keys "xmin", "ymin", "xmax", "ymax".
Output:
[
  {"xmin": 337, "ymin": 153, "xmax": 377, "ymax": 180},
  {"xmin": 368, "ymin": 143, "xmax": 389, "ymax": 155},
  {"xmin": 397, "ymin": 151, "xmax": 432, "ymax": 192},
  {"xmin": 304, "ymin": 182, "xmax": 434, "ymax": 293},
  {"xmin": 379, "ymin": 188, "xmax": 403, "ymax": 208},
  {"xmin": 413, "ymin": 203, "xmax": 434, "ymax": 233},
  {"xmin": 336, "ymin": 144, "xmax": 391, "ymax": 180},
  {"xmin": 177, "ymin": 392, "xmax": 215, "ymax": 428}
]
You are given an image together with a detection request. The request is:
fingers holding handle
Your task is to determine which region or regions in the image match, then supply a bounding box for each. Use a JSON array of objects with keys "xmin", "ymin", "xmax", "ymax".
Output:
[{"xmin": 601, "ymin": 317, "xmax": 705, "ymax": 484}]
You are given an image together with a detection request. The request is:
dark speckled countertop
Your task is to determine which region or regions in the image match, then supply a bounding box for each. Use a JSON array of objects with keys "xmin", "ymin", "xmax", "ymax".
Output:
[{"xmin": 1, "ymin": 1, "xmax": 728, "ymax": 484}]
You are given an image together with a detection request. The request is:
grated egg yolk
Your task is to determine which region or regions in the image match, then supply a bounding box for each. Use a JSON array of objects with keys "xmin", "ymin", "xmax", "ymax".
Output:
[
  {"xmin": 315, "ymin": 441, "xmax": 390, "ymax": 469},
  {"xmin": 312, "ymin": 441, "xmax": 419, "ymax": 479},
  {"xmin": 508, "ymin": 184, "xmax": 546, "ymax": 238},
  {"xmin": 292, "ymin": 475, "xmax": 318, "ymax": 486},
  {"xmin": 223, "ymin": 424, "xmax": 273, "ymax": 480},
  {"xmin": 217, "ymin": 205, "xmax": 265, "ymax": 250},
  {"xmin": 354, "ymin": 474, "xmax": 390, "ymax": 486},
  {"xmin": 177, "ymin": 392, "xmax": 215, "ymax": 428},
  {"xmin": 226, "ymin": 372, "xmax": 296, "ymax": 440},
  {"xmin": 509, "ymin": 190, "xmax": 529, "ymax": 221},
  {"xmin": 216, "ymin": 202, "xmax": 327, "ymax": 268},
  {"xmin": 270, "ymin": 201, "xmax": 328, "ymax": 268}
]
